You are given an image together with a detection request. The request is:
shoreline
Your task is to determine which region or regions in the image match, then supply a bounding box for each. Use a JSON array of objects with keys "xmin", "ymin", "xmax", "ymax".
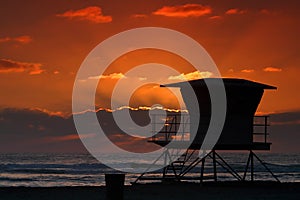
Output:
[{"xmin": 0, "ymin": 181, "xmax": 300, "ymax": 200}]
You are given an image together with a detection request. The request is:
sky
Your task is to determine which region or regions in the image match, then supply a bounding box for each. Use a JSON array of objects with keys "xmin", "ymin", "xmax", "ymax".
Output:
[{"xmin": 0, "ymin": 0, "xmax": 300, "ymax": 153}]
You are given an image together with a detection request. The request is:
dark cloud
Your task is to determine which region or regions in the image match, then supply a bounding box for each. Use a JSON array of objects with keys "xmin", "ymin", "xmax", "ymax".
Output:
[
  {"xmin": 0, "ymin": 108, "xmax": 299, "ymax": 153},
  {"xmin": 0, "ymin": 59, "xmax": 44, "ymax": 74},
  {"xmin": 0, "ymin": 108, "xmax": 75, "ymax": 136},
  {"xmin": 269, "ymin": 111, "xmax": 300, "ymax": 153},
  {"xmin": 0, "ymin": 108, "xmax": 159, "ymax": 153},
  {"xmin": 0, "ymin": 108, "xmax": 82, "ymax": 153},
  {"xmin": 271, "ymin": 111, "xmax": 300, "ymax": 123}
]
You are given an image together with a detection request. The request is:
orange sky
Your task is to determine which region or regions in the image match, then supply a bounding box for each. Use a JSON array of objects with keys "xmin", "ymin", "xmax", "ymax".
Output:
[{"xmin": 0, "ymin": 0, "xmax": 300, "ymax": 115}]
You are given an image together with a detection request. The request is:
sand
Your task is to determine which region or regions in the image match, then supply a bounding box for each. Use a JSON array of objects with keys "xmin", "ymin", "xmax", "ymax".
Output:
[{"xmin": 0, "ymin": 182, "xmax": 300, "ymax": 200}]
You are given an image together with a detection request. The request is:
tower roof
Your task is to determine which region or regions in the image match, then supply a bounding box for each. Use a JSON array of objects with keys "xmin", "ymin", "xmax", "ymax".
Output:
[{"xmin": 161, "ymin": 78, "xmax": 277, "ymax": 90}]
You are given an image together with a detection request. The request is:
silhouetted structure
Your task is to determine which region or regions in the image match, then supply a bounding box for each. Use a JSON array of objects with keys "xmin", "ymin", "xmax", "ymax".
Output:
[
  {"xmin": 134, "ymin": 78, "xmax": 279, "ymax": 183},
  {"xmin": 154, "ymin": 78, "xmax": 275, "ymax": 150}
]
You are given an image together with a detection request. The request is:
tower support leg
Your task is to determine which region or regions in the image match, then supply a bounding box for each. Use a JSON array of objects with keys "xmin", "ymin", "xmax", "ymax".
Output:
[
  {"xmin": 212, "ymin": 150, "xmax": 217, "ymax": 181},
  {"xmin": 243, "ymin": 151, "xmax": 251, "ymax": 181},
  {"xmin": 252, "ymin": 152, "xmax": 280, "ymax": 182},
  {"xmin": 251, "ymin": 150, "xmax": 254, "ymax": 181},
  {"xmin": 200, "ymin": 158, "xmax": 205, "ymax": 184}
]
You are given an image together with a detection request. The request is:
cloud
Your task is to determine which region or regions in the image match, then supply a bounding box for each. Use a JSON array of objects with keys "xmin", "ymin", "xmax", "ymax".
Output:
[
  {"xmin": 0, "ymin": 107, "xmax": 164, "ymax": 152},
  {"xmin": 168, "ymin": 71, "xmax": 213, "ymax": 81},
  {"xmin": 241, "ymin": 69, "xmax": 254, "ymax": 73},
  {"xmin": 263, "ymin": 67, "xmax": 282, "ymax": 72},
  {"xmin": 88, "ymin": 73, "xmax": 126, "ymax": 80},
  {"xmin": 225, "ymin": 8, "xmax": 247, "ymax": 15},
  {"xmin": 30, "ymin": 107, "xmax": 67, "ymax": 118},
  {"xmin": 13, "ymin": 35, "xmax": 32, "ymax": 44},
  {"xmin": 0, "ymin": 59, "xmax": 44, "ymax": 75},
  {"xmin": 1, "ymin": 107, "xmax": 300, "ymax": 153},
  {"xmin": 56, "ymin": 6, "xmax": 112, "ymax": 23},
  {"xmin": 0, "ymin": 35, "xmax": 32, "ymax": 44},
  {"xmin": 0, "ymin": 108, "xmax": 75, "ymax": 136},
  {"xmin": 271, "ymin": 111, "xmax": 300, "ymax": 125},
  {"xmin": 209, "ymin": 15, "xmax": 222, "ymax": 20},
  {"xmin": 153, "ymin": 4, "xmax": 212, "ymax": 18},
  {"xmin": 46, "ymin": 134, "xmax": 80, "ymax": 142},
  {"xmin": 268, "ymin": 111, "xmax": 300, "ymax": 153},
  {"xmin": 131, "ymin": 14, "xmax": 148, "ymax": 18},
  {"xmin": 0, "ymin": 107, "xmax": 84, "ymax": 153},
  {"xmin": 138, "ymin": 77, "xmax": 147, "ymax": 81}
]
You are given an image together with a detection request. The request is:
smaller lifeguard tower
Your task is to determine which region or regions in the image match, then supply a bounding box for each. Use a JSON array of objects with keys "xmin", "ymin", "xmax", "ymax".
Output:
[{"xmin": 135, "ymin": 78, "xmax": 279, "ymax": 183}]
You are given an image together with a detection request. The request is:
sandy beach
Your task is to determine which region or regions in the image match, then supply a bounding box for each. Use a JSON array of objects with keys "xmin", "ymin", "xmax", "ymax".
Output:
[{"xmin": 0, "ymin": 182, "xmax": 300, "ymax": 200}]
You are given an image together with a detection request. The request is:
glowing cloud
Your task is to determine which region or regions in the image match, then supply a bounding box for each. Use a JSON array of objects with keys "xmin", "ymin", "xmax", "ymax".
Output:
[
  {"xmin": 263, "ymin": 67, "xmax": 282, "ymax": 72},
  {"xmin": 88, "ymin": 73, "xmax": 126, "ymax": 80},
  {"xmin": 56, "ymin": 6, "xmax": 112, "ymax": 23},
  {"xmin": 138, "ymin": 77, "xmax": 147, "ymax": 81},
  {"xmin": 209, "ymin": 15, "xmax": 222, "ymax": 20},
  {"xmin": 0, "ymin": 35, "xmax": 32, "ymax": 44},
  {"xmin": 0, "ymin": 59, "xmax": 44, "ymax": 75},
  {"xmin": 225, "ymin": 8, "xmax": 247, "ymax": 15},
  {"xmin": 241, "ymin": 69, "xmax": 254, "ymax": 73},
  {"xmin": 168, "ymin": 71, "xmax": 212, "ymax": 81},
  {"xmin": 153, "ymin": 4, "xmax": 212, "ymax": 18},
  {"xmin": 29, "ymin": 107, "xmax": 67, "ymax": 118}
]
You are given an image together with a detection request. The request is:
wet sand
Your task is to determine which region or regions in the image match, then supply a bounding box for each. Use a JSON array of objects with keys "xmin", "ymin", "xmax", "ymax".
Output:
[{"xmin": 0, "ymin": 182, "xmax": 300, "ymax": 200}]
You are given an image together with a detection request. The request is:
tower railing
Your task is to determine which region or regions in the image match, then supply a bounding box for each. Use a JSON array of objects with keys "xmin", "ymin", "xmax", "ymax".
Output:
[
  {"xmin": 150, "ymin": 114, "xmax": 270, "ymax": 145},
  {"xmin": 253, "ymin": 115, "xmax": 270, "ymax": 144},
  {"xmin": 149, "ymin": 113, "xmax": 190, "ymax": 142}
]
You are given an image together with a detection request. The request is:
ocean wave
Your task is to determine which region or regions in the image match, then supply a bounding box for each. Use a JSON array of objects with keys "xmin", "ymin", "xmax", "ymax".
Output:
[{"xmin": 0, "ymin": 153, "xmax": 299, "ymax": 186}]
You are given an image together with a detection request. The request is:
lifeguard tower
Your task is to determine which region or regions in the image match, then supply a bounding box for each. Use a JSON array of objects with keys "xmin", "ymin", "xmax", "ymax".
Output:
[{"xmin": 134, "ymin": 78, "xmax": 279, "ymax": 183}]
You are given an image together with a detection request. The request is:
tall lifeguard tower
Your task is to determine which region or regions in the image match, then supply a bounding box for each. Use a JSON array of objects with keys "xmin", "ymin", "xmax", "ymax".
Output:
[{"xmin": 135, "ymin": 78, "xmax": 279, "ymax": 183}]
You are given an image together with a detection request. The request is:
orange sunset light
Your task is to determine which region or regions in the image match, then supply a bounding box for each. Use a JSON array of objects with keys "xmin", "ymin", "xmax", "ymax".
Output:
[{"xmin": 0, "ymin": 0, "xmax": 299, "ymax": 153}]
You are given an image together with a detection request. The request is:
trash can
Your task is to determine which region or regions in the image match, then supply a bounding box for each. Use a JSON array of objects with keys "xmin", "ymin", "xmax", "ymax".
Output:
[{"xmin": 105, "ymin": 174, "xmax": 125, "ymax": 200}]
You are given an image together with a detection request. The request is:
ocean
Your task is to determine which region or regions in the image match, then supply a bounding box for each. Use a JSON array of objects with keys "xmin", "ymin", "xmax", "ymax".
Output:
[{"xmin": 0, "ymin": 153, "xmax": 299, "ymax": 187}]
